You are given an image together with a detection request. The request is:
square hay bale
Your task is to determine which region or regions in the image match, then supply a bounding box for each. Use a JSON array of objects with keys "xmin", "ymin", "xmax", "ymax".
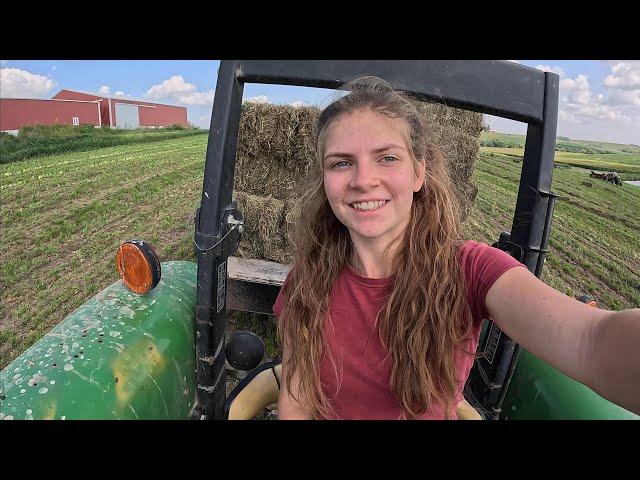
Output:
[
  {"xmin": 279, "ymin": 198, "xmax": 302, "ymax": 265},
  {"xmin": 412, "ymin": 101, "xmax": 482, "ymax": 221},
  {"xmin": 233, "ymin": 191, "xmax": 286, "ymax": 262},
  {"xmin": 235, "ymin": 103, "xmax": 318, "ymax": 200}
]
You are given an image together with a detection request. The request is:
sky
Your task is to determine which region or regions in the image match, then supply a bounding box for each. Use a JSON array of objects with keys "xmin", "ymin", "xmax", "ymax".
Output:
[{"xmin": 1, "ymin": 60, "xmax": 638, "ymax": 145}]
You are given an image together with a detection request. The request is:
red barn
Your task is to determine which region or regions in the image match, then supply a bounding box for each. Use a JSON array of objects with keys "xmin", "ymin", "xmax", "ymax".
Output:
[
  {"xmin": 1, "ymin": 89, "xmax": 188, "ymax": 133},
  {"xmin": 53, "ymin": 90, "xmax": 187, "ymax": 129},
  {"xmin": 0, "ymin": 98, "xmax": 101, "ymax": 133}
]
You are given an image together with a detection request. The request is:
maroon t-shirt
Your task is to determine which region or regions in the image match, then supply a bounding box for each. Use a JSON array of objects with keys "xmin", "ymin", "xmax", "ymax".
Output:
[{"xmin": 273, "ymin": 240, "xmax": 525, "ymax": 419}]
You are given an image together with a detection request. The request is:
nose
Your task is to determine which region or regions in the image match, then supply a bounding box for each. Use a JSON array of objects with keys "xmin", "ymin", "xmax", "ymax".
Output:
[{"xmin": 349, "ymin": 161, "xmax": 379, "ymax": 191}]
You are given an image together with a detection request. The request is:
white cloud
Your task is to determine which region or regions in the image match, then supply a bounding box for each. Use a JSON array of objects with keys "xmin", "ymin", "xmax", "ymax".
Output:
[
  {"xmin": 146, "ymin": 75, "xmax": 196, "ymax": 98},
  {"xmin": 594, "ymin": 60, "xmax": 640, "ymax": 130},
  {"xmin": 175, "ymin": 91, "xmax": 214, "ymax": 105},
  {"xmin": 590, "ymin": 61, "xmax": 640, "ymax": 120},
  {"xmin": 289, "ymin": 100, "xmax": 306, "ymax": 107},
  {"xmin": 556, "ymin": 72, "xmax": 632, "ymax": 124},
  {"xmin": 535, "ymin": 64, "xmax": 565, "ymax": 77},
  {"xmin": 558, "ymin": 110, "xmax": 574, "ymax": 122},
  {"xmin": 490, "ymin": 62, "xmax": 640, "ymax": 144},
  {"xmin": 507, "ymin": 60, "xmax": 521, "ymax": 64},
  {"xmin": 603, "ymin": 61, "xmax": 640, "ymax": 90},
  {"xmin": 560, "ymin": 74, "xmax": 593, "ymax": 105},
  {"xmin": 606, "ymin": 89, "xmax": 640, "ymax": 107},
  {"xmin": 245, "ymin": 95, "xmax": 271, "ymax": 104},
  {"xmin": 145, "ymin": 75, "xmax": 213, "ymax": 105},
  {"xmin": 0, "ymin": 67, "xmax": 56, "ymax": 98},
  {"xmin": 97, "ymin": 87, "xmax": 130, "ymax": 99},
  {"xmin": 567, "ymin": 103, "xmax": 618, "ymax": 120},
  {"xmin": 248, "ymin": 95, "xmax": 271, "ymax": 104}
]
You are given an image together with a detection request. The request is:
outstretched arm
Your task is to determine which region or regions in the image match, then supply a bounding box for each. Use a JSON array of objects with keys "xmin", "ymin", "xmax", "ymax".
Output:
[{"xmin": 485, "ymin": 266, "xmax": 640, "ymax": 415}]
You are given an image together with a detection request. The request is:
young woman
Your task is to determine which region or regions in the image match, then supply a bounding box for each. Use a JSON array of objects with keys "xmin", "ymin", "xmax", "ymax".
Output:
[{"xmin": 273, "ymin": 76, "xmax": 640, "ymax": 420}]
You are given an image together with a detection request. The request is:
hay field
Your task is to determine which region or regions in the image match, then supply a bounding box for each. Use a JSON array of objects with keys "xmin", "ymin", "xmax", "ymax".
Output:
[
  {"xmin": 481, "ymin": 146, "xmax": 640, "ymax": 177},
  {"xmin": 480, "ymin": 132, "xmax": 640, "ymax": 179},
  {"xmin": 480, "ymin": 131, "xmax": 640, "ymax": 154},
  {"xmin": 467, "ymin": 154, "xmax": 640, "ymax": 311}
]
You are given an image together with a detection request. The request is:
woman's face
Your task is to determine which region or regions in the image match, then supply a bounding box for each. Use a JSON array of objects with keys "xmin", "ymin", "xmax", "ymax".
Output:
[{"xmin": 322, "ymin": 108, "xmax": 425, "ymax": 248}]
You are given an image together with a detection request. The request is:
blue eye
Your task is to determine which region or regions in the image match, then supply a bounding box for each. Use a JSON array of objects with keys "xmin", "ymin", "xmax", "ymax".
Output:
[
  {"xmin": 381, "ymin": 155, "xmax": 397, "ymax": 163},
  {"xmin": 331, "ymin": 161, "xmax": 351, "ymax": 169}
]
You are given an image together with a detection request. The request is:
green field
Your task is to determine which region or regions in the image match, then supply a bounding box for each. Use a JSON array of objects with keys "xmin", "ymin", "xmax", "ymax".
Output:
[
  {"xmin": 481, "ymin": 146, "xmax": 640, "ymax": 177},
  {"xmin": 568, "ymin": 139, "xmax": 640, "ymax": 155},
  {"xmin": 0, "ymin": 124, "xmax": 207, "ymax": 164},
  {"xmin": 1, "ymin": 135, "xmax": 639, "ymax": 369},
  {"xmin": 480, "ymin": 131, "xmax": 640, "ymax": 155},
  {"xmin": 480, "ymin": 130, "xmax": 640, "ymax": 180}
]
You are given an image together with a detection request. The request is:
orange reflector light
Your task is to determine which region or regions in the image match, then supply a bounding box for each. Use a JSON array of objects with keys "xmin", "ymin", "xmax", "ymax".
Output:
[
  {"xmin": 576, "ymin": 294, "xmax": 598, "ymax": 308},
  {"xmin": 116, "ymin": 241, "xmax": 161, "ymax": 294}
]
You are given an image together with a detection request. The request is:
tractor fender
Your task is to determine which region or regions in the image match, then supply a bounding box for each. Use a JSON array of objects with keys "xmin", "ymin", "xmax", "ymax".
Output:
[
  {"xmin": 0, "ymin": 261, "xmax": 197, "ymax": 420},
  {"xmin": 501, "ymin": 348, "xmax": 639, "ymax": 420}
]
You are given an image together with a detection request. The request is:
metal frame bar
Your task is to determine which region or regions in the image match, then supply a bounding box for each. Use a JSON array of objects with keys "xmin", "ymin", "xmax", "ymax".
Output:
[
  {"xmin": 469, "ymin": 72, "xmax": 560, "ymax": 418},
  {"xmin": 192, "ymin": 60, "xmax": 560, "ymax": 420},
  {"xmin": 511, "ymin": 72, "xmax": 560, "ymax": 270},
  {"xmin": 237, "ymin": 60, "xmax": 546, "ymax": 123},
  {"xmin": 192, "ymin": 60, "xmax": 244, "ymax": 419}
]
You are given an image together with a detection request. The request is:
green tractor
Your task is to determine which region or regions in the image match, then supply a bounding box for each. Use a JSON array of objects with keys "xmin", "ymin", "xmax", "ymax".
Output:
[{"xmin": 0, "ymin": 61, "xmax": 637, "ymax": 420}]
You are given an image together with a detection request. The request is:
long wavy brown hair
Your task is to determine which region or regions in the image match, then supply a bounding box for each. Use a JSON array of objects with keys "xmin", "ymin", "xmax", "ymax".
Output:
[{"xmin": 277, "ymin": 76, "xmax": 474, "ymax": 419}]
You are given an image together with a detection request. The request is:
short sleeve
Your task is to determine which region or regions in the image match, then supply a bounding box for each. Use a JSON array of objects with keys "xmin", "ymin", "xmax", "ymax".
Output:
[
  {"xmin": 460, "ymin": 240, "xmax": 526, "ymax": 325},
  {"xmin": 272, "ymin": 268, "xmax": 295, "ymax": 319}
]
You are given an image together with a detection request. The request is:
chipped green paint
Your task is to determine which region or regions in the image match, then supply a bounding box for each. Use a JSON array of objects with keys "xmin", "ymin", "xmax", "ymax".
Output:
[
  {"xmin": 0, "ymin": 261, "xmax": 197, "ymax": 420},
  {"xmin": 502, "ymin": 348, "xmax": 639, "ymax": 420}
]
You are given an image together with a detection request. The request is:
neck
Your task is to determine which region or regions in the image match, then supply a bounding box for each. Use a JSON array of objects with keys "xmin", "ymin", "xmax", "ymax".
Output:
[{"xmin": 349, "ymin": 236, "xmax": 401, "ymax": 279}]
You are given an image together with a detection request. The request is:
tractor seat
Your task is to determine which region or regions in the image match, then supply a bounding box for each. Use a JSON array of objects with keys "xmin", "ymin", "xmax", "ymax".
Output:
[{"xmin": 456, "ymin": 398, "xmax": 483, "ymax": 420}]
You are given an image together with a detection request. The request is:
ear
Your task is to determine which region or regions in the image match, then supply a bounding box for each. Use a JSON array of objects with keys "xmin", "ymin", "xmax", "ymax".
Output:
[{"xmin": 413, "ymin": 158, "xmax": 426, "ymax": 192}]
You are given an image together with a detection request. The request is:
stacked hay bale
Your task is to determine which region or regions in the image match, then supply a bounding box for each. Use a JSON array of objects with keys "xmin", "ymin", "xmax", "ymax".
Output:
[
  {"xmin": 233, "ymin": 101, "xmax": 483, "ymax": 265},
  {"xmin": 413, "ymin": 101, "xmax": 483, "ymax": 220}
]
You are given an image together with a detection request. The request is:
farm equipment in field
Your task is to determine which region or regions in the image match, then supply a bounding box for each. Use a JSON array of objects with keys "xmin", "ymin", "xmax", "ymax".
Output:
[
  {"xmin": 590, "ymin": 170, "xmax": 622, "ymax": 186},
  {"xmin": 1, "ymin": 61, "xmax": 637, "ymax": 420}
]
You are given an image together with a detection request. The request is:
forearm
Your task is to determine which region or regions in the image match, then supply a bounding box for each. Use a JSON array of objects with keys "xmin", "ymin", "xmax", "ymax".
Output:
[
  {"xmin": 589, "ymin": 308, "xmax": 640, "ymax": 415},
  {"xmin": 277, "ymin": 359, "xmax": 312, "ymax": 419}
]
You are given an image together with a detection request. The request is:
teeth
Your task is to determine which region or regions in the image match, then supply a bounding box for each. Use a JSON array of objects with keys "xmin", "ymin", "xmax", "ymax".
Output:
[{"xmin": 352, "ymin": 200, "xmax": 386, "ymax": 211}]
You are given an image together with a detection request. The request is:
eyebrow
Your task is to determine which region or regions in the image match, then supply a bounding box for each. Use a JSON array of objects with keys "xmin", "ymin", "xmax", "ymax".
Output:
[{"xmin": 324, "ymin": 144, "xmax": 407, "ymax": 160}]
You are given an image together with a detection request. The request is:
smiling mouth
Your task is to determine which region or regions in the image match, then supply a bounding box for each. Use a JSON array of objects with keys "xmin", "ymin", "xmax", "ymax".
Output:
[{"xmin": 350, "ymin": 200, "xmax": 389, "ymax": 212}]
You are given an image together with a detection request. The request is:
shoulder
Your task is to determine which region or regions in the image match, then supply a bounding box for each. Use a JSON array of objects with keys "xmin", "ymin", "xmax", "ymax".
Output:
[
  {"xmin": 459, "ymin": 240, "xmax": 523, "ymax": 274},
  {"xmin": 459, "ymin": 240, "xmax": 527, "ymax": 324},
  {"xmin": 273, "ymin": 265, "xmax": 296, "ymax": 319}
]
